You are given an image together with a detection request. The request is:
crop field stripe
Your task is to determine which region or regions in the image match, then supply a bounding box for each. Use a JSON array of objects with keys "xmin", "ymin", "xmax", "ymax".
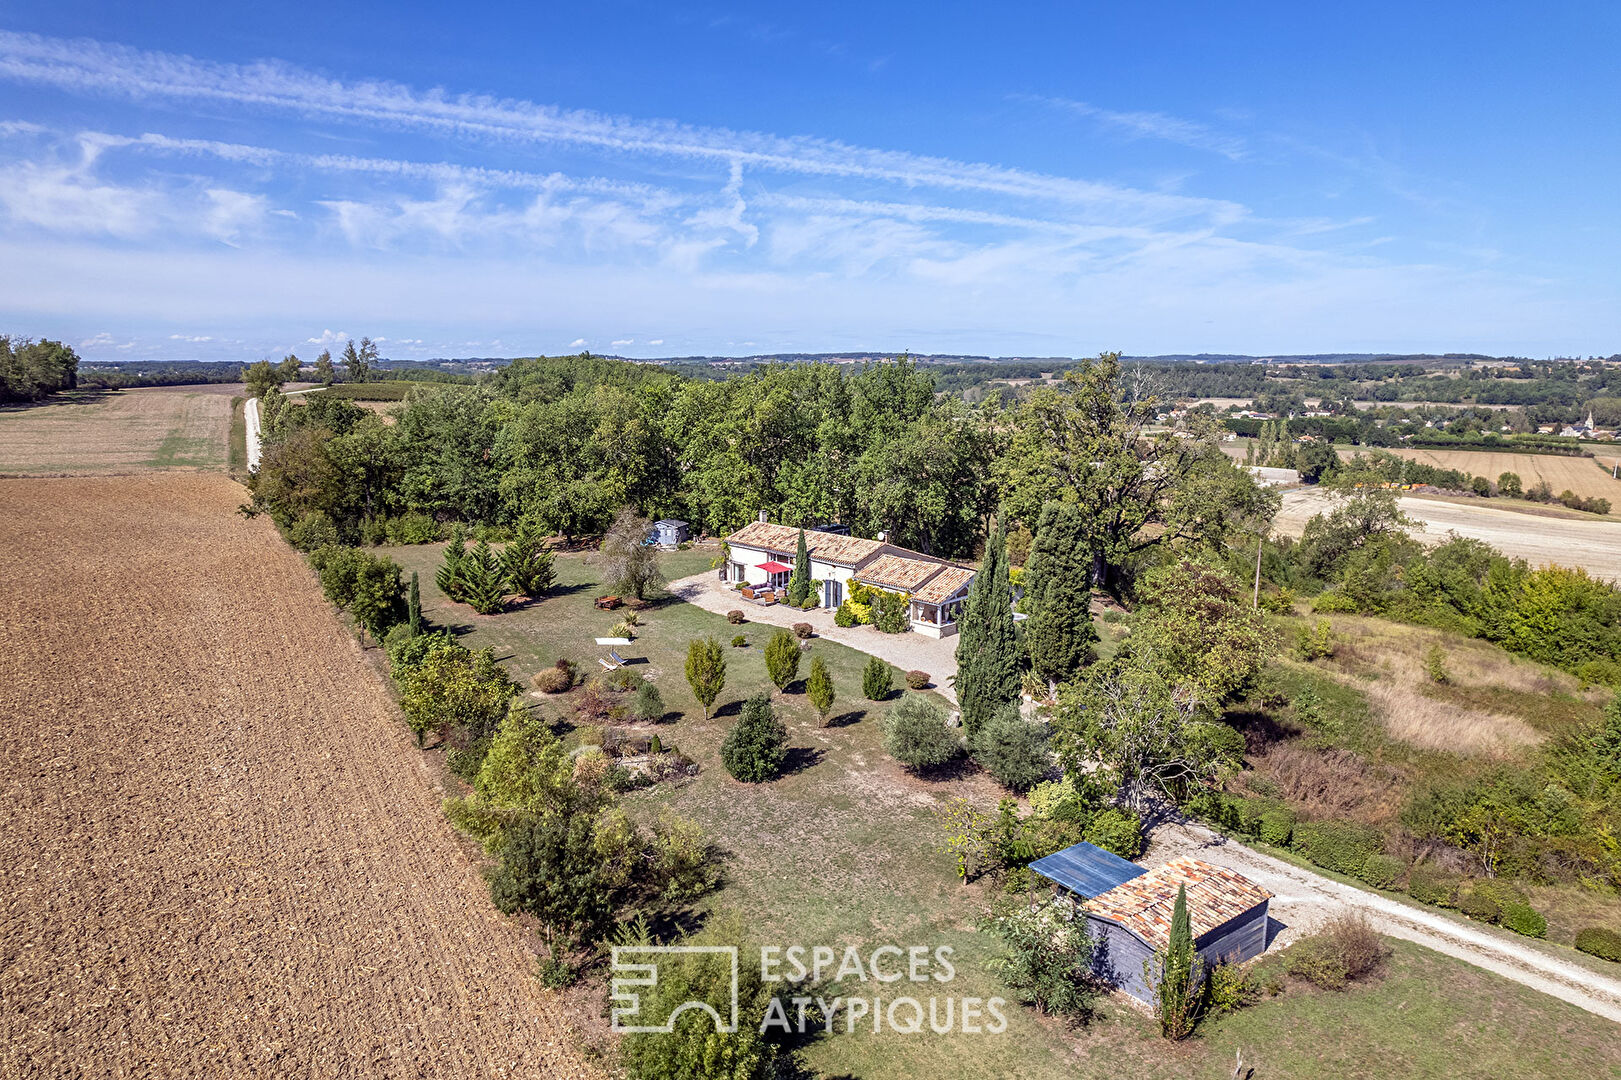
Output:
[{"xmin": 0, "ymin": 474, "xmax": 597, "ymax": 1078}]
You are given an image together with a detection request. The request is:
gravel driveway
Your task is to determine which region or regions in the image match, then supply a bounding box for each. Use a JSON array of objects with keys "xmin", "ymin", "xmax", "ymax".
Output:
[
  {"xmin": 1147, "ymin": 819, "xmax": 1621, "ymax": 1024},
  {"xmin": 668, "ymin": 572, "xmax": 962, "ymax": 701}
]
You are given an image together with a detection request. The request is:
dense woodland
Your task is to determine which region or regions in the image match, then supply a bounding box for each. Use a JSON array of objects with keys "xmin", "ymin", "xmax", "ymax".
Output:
[{"xmin": 0, "ymin": 336, "xmax": 79, "ymax": 403}]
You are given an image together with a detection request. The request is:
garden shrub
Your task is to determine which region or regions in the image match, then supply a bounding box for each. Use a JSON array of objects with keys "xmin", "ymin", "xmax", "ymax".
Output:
[
  {"xmin": 288, "ymin": 511, "xmax": 340, "ymax": 551},
  {"xmin": 445, "ymin": 735, "xmax": 492, "ymax": 784},
  {"xmin": 1258, "ymin": 806, "xmax": 1297, "ymax": 846},
  {"xmin": 721, "ymin": 695, "xmax": 788, "ymax": 783},
  {"xmin": 387, "ymin": 628, "xmax": 459, "ymax": 679},
  {"xmin": 726, "ymin": 609, "xmax": 745, "ymax": 624},
  {"xmin": 1457, "ymin": 889, "xmax": 1500, "ymax": 924},
  {"xmin": 906, "ymin": 669, "xmax": 931, "ymax": 690},
  {"xmin": 1082, "ymin": 806, "xmax": 1143, "ymax": 859},
  {"xmin": 792, "ymin": 622, "xmax": 813, "ymax": 639},
  {"xmin": 1286, "ymin": 912, "xmax": 1389, "ymax": 990},
  {"xmin": 385, "ymin": 511, "xmax": 440, "ymax": 545},
  {"xmin": 882, "ymin": 695, "xmax": 963, "ymax": 773},
  {"xmin": 1236, "ymin": 797, "xmax": 1269, "ymax": 836},
  {"xmin": 604, "ymin": 667, "xmax": 642, "ymax": 692},
  {"xmin": 862, "ymin": 655, "xmax": 894, "ymax": 700},
  {"xmin": 631, "ymin": 682, "xmax": 664, "ymax": 723},
  {"xmin": 531, "ymin": 666, "xmax": 572, "ymax": 694},
  {"xmin": 1574, "ymin": 927, "xmax": 1621, "ymax": 962},
  {"xmin": 731, "ymin": 634, "xmax": 748, "ymax": 648},
  {"xmin": 1357, "ymin": 853, "xmax": 1406, "ymax": 890},
  {"xmin": 764, "ymin": 630, "xmax": 801, "ymax": 691},
  {"xmin": 1406, "ymin": 863, "xmax": 1460, "ymax": 906},
  {"xmin": 1205, "ymin": 963, "xmax": 1250, "ymax": 1015},
  {"xmin": 1291, "ymin": 819, "xmax": 1382, "ymax": 876},
  {"xmin": 833, "ymin": 602, "xmax": 857, "ymax": 628},
  {"xmin": 973, "ymin": 707, "xmax": 1050, "ymax": 792},
  {"xmin": 1470, "ymin": 878, "xmax": 1527, "ymax": 909},
  {"xmin": 1500, "ymin": 901, "xmax": 1547, "ymax": 938},
  {"xmin": 871, "ymin": 588, "xmax": 909, "ymax": 633}
]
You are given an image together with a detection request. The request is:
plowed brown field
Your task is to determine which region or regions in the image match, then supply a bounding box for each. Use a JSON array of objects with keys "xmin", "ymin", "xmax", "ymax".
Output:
[{"xmin": 0, "ymin": 474, "xmax": 596, "ymax": 1078}]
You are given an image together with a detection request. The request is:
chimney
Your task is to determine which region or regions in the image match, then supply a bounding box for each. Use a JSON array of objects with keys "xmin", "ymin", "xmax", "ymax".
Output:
[{"xmin": 758, "ymin": 510, "xmax": 769, "ymax": 523}]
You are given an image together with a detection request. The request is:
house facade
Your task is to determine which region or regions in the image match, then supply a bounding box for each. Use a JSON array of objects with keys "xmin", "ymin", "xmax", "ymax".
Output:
[{"xmin": 721, "ymin": 515, "xmax": 975, "ymax": 637}]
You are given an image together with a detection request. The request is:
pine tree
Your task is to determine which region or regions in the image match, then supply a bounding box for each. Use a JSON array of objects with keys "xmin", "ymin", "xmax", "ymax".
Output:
[
  {"xmin": 437, "ymin": 524, "xmax": 468, "ymax": 601},
  {"xmin": 955, "ymin": 516, "xmax": 1020, "ymax": 745},
  {"xmin": 862, "ymin": 655, "xmax": 894, "ymax": 701},
  {"xmin": 408, "ymin": 571, "xmax": 422, "ymax": 636},
  {"xmin": 1022, "ymin": 502, "xmax": 1097, "ymax": 688},
  {"xmin": 460, "ymin": 540, "xmax": 508, "ymax": 615},
  {"xmin": 313, "ymin": 349, "xmax": 335, "ymax": 387},
  {"xmin": 502, "ymin": 520, "xmax": 556, "ymax": 599},
  {"xmin": 807, "ymin": 655, "xmax": 836, "ymax": 724},
  {"xmin": 786, "ymin": 527, "xmax": 812, "ymax": 606}
]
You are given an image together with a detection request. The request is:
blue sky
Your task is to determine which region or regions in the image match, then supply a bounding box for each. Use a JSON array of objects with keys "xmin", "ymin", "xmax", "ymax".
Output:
[{"xmin": 0, "ymin": 2, "xmax": 1616, "ymax": 362}]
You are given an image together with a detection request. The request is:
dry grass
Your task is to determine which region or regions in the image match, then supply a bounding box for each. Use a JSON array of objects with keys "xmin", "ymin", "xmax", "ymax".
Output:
[
  {"xmin": 0, "ymin": 385, "xmax": 236, "ymax": 474},
  {"xmin": 1249, "ymin": 742, "xmax": 1405, "ymax": 823},
  {"xmin": 1314, "ymin": 618, "xmax": 1598, "ymax": 755}
]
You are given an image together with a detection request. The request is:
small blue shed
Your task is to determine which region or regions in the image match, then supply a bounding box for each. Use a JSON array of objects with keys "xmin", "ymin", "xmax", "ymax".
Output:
[
  {"xmin": 1030, "ymin": 846, "xmax": 1274, "ymax": 1003},
  {"xmin": 652, "ymin": 519, "xmax": 690, "ymax": 546}
]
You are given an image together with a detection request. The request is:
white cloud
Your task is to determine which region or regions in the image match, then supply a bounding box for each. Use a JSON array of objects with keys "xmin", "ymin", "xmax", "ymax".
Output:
[
  {"xmin": 610, "ymin": 338, "xmax": 633, "ymax": 346},
  {"xmin": 168, "ymin": 332, "xmax": 214, "ymax": 342},
  {"xmin": 647, "ymin": 339, "xmax": 664, "ymax": 345},
  {"xmin": 305, "ymin": 329, "xmax": 349, "ymax": 345},
  {"xmin": 568, "ymin": 337, "xmax": 587, "ymax": 347},
  {"xmin": 1023, "ymin": 95, "xmax": 1248, "ymax": 160}
]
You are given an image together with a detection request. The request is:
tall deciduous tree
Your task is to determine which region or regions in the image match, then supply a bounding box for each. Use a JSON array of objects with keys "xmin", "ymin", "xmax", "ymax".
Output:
[
  {"xmin": 955, "ymin": 516, "xmax": 1020, "ymax": 745},
  {"xmin": 1130, "ymin": 558, "xmax": 1279, "ymax": 708},
  {"xmin": 313, "ymin": 349, "xmax": 336, "ymax": 387},
  {"xmin": 685, "ymin": 637, "xmax": 726, "ymax": 719},
  {"xmin": 1021, "ymin": 501, "xmax": 1097, "ymax": 688},
  {"xmin": 993, "ymin": 352, "xmax": 1275, "ymax": 589},
  {"xmin": 277, "ymin": 353, "xmax": 303, "ymax": 382},
  {"xmin": 599, "ymin": 509, "xmax": 663, "ymax": 600}
]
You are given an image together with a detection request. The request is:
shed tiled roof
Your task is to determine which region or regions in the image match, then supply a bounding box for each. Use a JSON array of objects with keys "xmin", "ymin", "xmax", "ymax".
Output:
[
  {"xmin": 854, "ymin": 554, "xmax": 946, "ymax": 592},
  {"xmin": 725, "ymin": 522, "xmax": 884, "ymax": 567},
  {"xmin": 912, "ymin": 566, "xmax": 974, "ymax": 605},
  {"xmin": 1082, "ymin": 856, "xmax": 1272, "ymax": 950}
]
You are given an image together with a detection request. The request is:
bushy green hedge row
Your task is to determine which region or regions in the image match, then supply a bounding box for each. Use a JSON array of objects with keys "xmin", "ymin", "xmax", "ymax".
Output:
[
  {"xmin": 1292, "ymin": 820, "xmax": 1384, "ymax": 877},
  {"xmin": 1575, "ymin": 927, "xmax": 1621, "ymax": 962}
]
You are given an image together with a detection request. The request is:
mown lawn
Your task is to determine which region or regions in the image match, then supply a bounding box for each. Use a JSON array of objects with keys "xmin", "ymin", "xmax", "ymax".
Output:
[{"xmin": 381, "ymin": 541, "xmax": 1621, "ymax": 1079}]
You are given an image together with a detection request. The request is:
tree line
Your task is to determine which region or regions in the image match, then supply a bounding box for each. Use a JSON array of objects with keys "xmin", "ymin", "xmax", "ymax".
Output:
[{"xmin": 0, "ymin": 336, "xmax": 79, "ymax": 403}]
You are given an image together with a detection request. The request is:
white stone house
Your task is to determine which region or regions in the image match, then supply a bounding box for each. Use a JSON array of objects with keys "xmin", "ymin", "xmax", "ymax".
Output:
[{"xmin": 721, "ymin": 516, "xmax": 975, "ymax": 637}]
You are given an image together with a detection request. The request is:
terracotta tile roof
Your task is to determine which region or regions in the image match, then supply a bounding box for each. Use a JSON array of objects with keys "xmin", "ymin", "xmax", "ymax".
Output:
[
  {"xmin": 1081, "ymin": 856, "xmax": 1272, "ymax": 950},
  {"xmin": 854, "ymin": 554, "xmax": 947, "ymax": 592},
  {"xmin": 724, "ymin": 522, "xmax": 884, "ymax": 567},
  {"xmin": 912, "ymin": 566, "xmax": 974, "ymax": 605}
]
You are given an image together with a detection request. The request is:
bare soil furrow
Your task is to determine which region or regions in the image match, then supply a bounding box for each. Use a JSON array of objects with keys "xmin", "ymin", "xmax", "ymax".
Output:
[{"xmin": 0, "ymin": 474, "xmax": 596, "ymax": 1079}]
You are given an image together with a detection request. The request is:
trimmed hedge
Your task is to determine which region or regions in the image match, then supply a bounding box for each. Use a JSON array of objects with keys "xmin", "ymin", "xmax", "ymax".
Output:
[
  {"xmin": 1258, "ymin": 806, "xmax": 1296, "ymax": 846},
  {"xmin": 1500, "ymin": 901, "xmax": 1547, "ymax": 939},
  {"xmin": 1291, "ymin": 819, "xmax": 1383, "ymax": 876},
  {"xmin": 1357, "ymin": 853, "xmax": 1406, "ymax": 890},
  {"xmin": 1574, "ymin": 927, "xmax": 1621, "ymax": 963}
]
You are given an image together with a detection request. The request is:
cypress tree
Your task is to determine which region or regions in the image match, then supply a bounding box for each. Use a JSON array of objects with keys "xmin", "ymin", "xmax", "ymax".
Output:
[
  {"xmin": 1022, "ymin": 502, "xmax": 1097, "ymax": 688},
  {"xmin": 1154, "ymin": 883, "xmax": 1201, "ymax": 1040},
  {"xmin": 955, "ymin": 516, "xmax": 1019, "ymax": 745},
  {"xmin": 787, "ymin": 527, "xmax": 811, "ymax": 606},
  {"xmin": 408, "ymin": 571, "xmax": 422, "ymax": 636}
]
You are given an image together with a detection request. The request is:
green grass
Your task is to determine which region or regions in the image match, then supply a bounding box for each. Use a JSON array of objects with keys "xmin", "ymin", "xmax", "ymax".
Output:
[
  {"xmin": 147, "ymin": 430, "xmax": 215, "ymax": 467},
  {"xmin": 314, "ymin": 381, "xmax": 426, "ymax": 401},
  {"xmin": 228, "ymin": 395, "xmax": 246, "ymax": 473},
  {"xmin": 378, "ymin": 541, "xmax": 1621, "ymax": 1078}
]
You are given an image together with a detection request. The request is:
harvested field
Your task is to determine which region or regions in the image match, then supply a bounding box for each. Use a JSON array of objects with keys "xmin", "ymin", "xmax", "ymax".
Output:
[
  {"xmin": 0, "ymin": 474, "xmax": 595, "ymax": 1079},
  {"xmin": 1376, "ymin": 447, "xmax": 1621, "ymax": 510},
  {"xmin": 1274, "ymin": 487, "xmax": 1621, "ymax": 582},
  {"xmin": 0, "ymin": 385, "xmax": 236, "ymax": 475}
]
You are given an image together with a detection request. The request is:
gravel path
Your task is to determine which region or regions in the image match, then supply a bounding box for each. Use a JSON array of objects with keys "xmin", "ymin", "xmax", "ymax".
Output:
[
  {"xmin": 0, "ymin": 474, "xmax": 598, "ymax": 1078},
  {"xmin": 668, "ymin": 573, "xmax": 962, "ymax": 701},
  {"xmin": 1147, "ymin": 820, "xmax": 1621, "ymax": 1024}
]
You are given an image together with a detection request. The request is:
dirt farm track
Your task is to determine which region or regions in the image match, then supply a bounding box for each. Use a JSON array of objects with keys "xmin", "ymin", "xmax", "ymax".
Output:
[{"xmin": 0, "ymin": 474, "xmax": 596, "ymax": 1078}]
